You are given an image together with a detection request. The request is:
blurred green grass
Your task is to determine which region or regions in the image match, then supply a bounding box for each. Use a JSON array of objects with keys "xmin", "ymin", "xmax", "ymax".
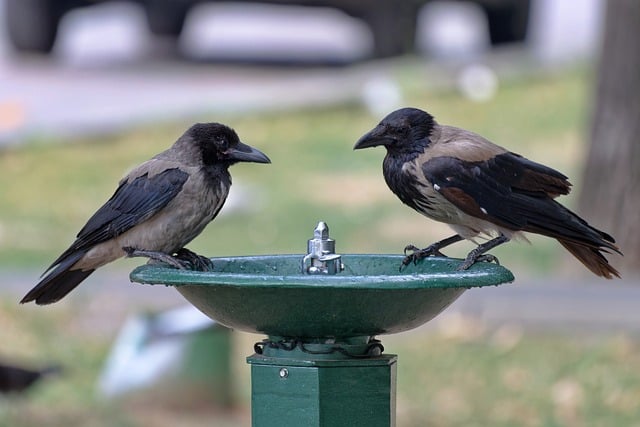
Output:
[
  {"xmin": 2, "ymin": 299, "xmax": 640, "ymax": 427},
  {"xmin": 4, "ymin": 67, "xmax": 636, "ymax": 427},
  {"xmin": 388, "ymin": 325, "xmax": 640, "ymax": 427},
  {"xmin": 0, "ymin": 67, "xmax": 589, "ymax": 276}
]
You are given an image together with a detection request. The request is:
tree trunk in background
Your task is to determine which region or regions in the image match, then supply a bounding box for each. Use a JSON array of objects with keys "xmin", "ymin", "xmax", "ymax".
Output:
[{"xmin": 580, "ymin": 0, "xmax": 640, "ymax": 275}]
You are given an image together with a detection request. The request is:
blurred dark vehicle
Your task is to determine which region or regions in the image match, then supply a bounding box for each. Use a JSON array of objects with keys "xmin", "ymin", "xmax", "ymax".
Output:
[{"xmin": 5, "ymin": 0, "xmax": 530, "ymax": 59}]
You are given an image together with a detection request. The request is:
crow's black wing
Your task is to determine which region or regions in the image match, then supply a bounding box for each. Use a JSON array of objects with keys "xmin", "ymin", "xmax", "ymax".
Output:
[
  {"xmin": 47, "ymin": 168, "xmax": 188, "ymax": 270},
  {"xmin": 422, "ymin": 154, "xmax": 524, "ymax": 229},
  {"xmin": 490, "ymin": 152, "xmax": 571, "ymax": 197},
  {"xmin": 421, "ymin": 152, "xmax": 620, "ymax": 278},
  {"xmin": 421, "ymin": 154, "xmax": 615, "ymax": 247}
]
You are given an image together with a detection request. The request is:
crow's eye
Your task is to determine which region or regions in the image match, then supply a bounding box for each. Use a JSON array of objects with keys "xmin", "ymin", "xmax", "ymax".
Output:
[
  {"xmin": 214, "ymin": 135, "xmax": 228, "ymax": 149},
  {"xmin": 389, "ymin": 126, "xmax": 406, "ymax": 139}
]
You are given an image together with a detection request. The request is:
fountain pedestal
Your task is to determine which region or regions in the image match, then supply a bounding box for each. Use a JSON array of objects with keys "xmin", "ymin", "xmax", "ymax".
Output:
[{"xmin": 130, "ymin": 224, "xmax": 514, "ymax": 426}]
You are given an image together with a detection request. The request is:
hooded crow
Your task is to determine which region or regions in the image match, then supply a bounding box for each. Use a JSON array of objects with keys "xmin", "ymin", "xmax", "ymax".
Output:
[
  {"xmin": 354, "ymin": 107, "xmax": 621, "ymax": 278},
  {"xmin": 22, "ymin": 122, "xmax": 270, "ymax": 305}
]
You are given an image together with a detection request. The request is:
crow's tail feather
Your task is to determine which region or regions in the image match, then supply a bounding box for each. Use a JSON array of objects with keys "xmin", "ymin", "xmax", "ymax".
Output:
[
  {"xmin": 21, "ymin": 252, "xmax": 93, "ymax": 305},
  {"xmin": 558, "ymin": 239, "xmax": 620, "ymax": 279},
  {"xmin": 519, "ymin": 197, "xmax": 622, "ymax": 278}
]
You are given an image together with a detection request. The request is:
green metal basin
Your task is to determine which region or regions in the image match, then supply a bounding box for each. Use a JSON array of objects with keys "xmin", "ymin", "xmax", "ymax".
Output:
[{"xmin": 130, "ymin": 254, "xmax": 513, "ymax": 339}]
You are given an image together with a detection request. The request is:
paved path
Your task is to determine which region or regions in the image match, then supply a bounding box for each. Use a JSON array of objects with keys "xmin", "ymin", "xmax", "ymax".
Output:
[
  {"xmin": 449, "ymin": 276, "xmax": 640, "ymax": 334},
  {"xmin": 1, "ymin": 58, "xmax": 367, "ymax": 145}
]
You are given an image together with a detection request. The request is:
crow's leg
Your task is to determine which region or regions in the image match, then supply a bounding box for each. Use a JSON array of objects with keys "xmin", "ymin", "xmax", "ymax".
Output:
[
  {"xmin": 457, "ymin": 234, "xmax": 510, "ymax": 271},
  {"xmin": 175, "ymin": 248, "xmax": 214, "ymax": 272},
  {"xmin": 123, "ymin": 247, "xmax": 188, "ymax": 269},
  {"xmin": 402, "ymin": 234, "xmax": 464, "ymax": 267}
]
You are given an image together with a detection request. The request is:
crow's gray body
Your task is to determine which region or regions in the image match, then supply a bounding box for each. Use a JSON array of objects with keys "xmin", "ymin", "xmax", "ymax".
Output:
[{"xmin": 22, "ymin": 123, "xmax": 270, "ymax": 305}]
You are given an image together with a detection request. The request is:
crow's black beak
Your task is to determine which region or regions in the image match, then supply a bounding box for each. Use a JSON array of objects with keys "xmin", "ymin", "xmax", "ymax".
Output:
[
  {"xmin": 226, "ymin": 142, "xmax": 271, "ymax": 164},
  {"xmin": 353, "ymin": 126, "xmax": 395, "ymax": 150}
]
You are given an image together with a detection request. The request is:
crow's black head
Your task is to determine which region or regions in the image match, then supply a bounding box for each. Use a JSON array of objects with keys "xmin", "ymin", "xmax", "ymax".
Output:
[
  {"xmin": 353, "ymin": 108, "xmax": 435, "ymax": 154},
  {"xmin": 186, "ymin": 122, "xmax": 271, "ymax": 166}
]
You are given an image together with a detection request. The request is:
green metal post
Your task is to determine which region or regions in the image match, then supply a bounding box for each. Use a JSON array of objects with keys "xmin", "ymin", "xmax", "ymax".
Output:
[{"xmin": 247, "ymin": 337, "xmax": 397, "ymax": 427}]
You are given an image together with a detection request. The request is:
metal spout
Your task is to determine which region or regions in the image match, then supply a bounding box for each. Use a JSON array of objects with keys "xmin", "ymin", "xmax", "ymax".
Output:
[{"xmin": 302, "ymin": 221, "xmax": 344, "ymax": 275}]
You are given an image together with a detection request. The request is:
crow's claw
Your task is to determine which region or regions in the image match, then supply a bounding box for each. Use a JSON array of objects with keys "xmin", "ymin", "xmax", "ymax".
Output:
[
  {"xmin": 123, "ymin": 247, "xmax": 213, "ymax": 271},
  {"xmin": 400, "ymin": 243, "xmax": 447, "ymax": 270},
  {"xmin": 457, "ymin": 252, "xmax": 500, "ymax": 271},
  {"xmin": 123, "ymin": 247, "xmax": 189, "ymax": 270},
  {"xmin": 175, "ymin": 248, "xmax": 214, "ymax": 272},
  {"xmin": 403, "ymin": 244, "xmax": 421, "ymax": 256}
]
